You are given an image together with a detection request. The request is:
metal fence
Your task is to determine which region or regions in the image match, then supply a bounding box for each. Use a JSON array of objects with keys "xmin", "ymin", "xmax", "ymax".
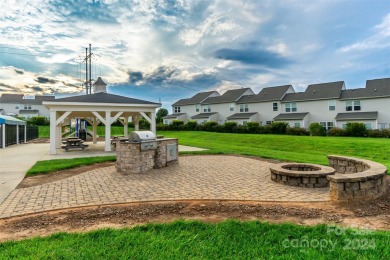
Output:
[{"xmin": 0, "ymin": 125, "xmax": 39, "ymax": 147}]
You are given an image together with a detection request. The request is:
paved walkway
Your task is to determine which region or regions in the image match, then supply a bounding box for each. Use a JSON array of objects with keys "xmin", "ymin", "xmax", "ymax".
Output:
[
  {"xmin": 0, "ymin": 142, "xmax": 205, "ymax": 204},
  {"xmin": 0, "ymin": 156, "xmax": 329, "ymax": 218}
]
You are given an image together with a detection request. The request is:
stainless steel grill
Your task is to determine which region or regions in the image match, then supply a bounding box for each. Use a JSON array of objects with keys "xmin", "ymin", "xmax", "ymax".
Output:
[{"xmin": 129, "ymin": 131, "xmax": 157, "ymax": 150}]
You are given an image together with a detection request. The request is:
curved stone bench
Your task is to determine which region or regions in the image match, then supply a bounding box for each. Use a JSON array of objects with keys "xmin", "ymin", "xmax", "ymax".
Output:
[
  {"xmin": 327, "ymin": 155, "xmax": 388, "ymax": 201},
  {"xmin": 270, "ymin": 163, "xmax": 336, "ymax": 188}
]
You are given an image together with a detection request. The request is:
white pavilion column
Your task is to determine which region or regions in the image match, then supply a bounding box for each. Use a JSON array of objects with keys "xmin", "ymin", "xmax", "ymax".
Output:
[
  {"xmin": 24, "ymin": 124, "xmax": 27, "ymax": 143},
  {"xmin": 93, "ymin": 117, "xmax": 97, "ymax": 144},
  {"xmin": 50, "ymin": 110, "xmax": 57, "ymax": 154},
  {"xmin": 124, "ymin": 116, "xmax": 129, "ymax": 137},
  {"xmin": 56, "ymin": 125, "xmax": 62, "ymax": 148},
  {"xmin": 16, "ymin": 124, "xmax": 19, "ymax": 145},
  {"xmin": 134, "ymin": 115, "xmax": 139, "ymax": 131},
  {"xmin": 1, "ymin": 124, "xmax": 5, "ymax": 148},
  {"xmin": 150, "ymin": 112, "xmax": 156, "ymax": 134},
  {"xmin": 105, "ymin": 111, "xmax": 111, "ymax": 152}
]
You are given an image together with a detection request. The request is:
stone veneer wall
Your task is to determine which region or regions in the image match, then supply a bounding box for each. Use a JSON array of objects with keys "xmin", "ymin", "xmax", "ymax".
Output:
[
  {"xmin": 327, "ymin": 155, "xmax": 388, "ymax": 202},
  {"xmin": 116, "ymin": 138, "xmax": 178, "ymax": 174}
]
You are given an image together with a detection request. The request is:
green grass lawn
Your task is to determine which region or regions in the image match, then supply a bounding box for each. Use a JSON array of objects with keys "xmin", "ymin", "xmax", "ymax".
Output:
[
  {"xmin": 1, "ymin": 220, "xmax": 388, "ymax": 259},
  {"xmin": 38, "ymin": 126, "xmax": 132, "ymax": 138},
  {"xmin": 26, "ymin": 156, "xmax": 116, "ymax": 176},
  {"xmin": 159, "ymin": 131, "xmax": 390, "ymax": 170}
]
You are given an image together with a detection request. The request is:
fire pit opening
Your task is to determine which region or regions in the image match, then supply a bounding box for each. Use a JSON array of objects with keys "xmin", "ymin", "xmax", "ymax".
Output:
[{"xmin": 281, "ymin": 164, "xmax": 321, "ymax": 171}]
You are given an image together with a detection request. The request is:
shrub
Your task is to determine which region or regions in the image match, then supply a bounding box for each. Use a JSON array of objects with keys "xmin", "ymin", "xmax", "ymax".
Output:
[
  {"xmin": 235, "ymin": 124, "xmax": 247, "ymax": 133},
  {"xmin": 221, "ymin": 122, "xmax": 238, "ymax": 133},
  {"xmin": 28, "ymin": 116, "xmax": 49, "ymax": 126},
  {"xmin": 367, "ymin": 129, "xmax": 390, "ymax": 138},
  {"xmin": 286, "ymin": 127, "xmax": 309, "ymax": 136},
  {"xmin": 270, "ymin": 122, "xmax": 288, "ymax": 134},
  {"xmin": 156, "ymin": 122, "xmax": 167, "ymax": 131},
  {"xmin": 202, "ymin": 121, "xmax": 219, "ymax": 132},
  {"xmin": 246, "ymin": 122, "xmax": 260, "ymax": 133},
  {"xmin": 185, "ymin": 121, "xmax": 198, "ymax": 131},
  {"xmin": 139, "ymin": 118, "xmax": 150, "ymax": 130},
  {"xmin": 169, "ymin": 120, "xmax": 184, "ymax": 130},
  {"xmin": 345, "ymin": 122, "xmax": 367, "ymax": 137},
  {"xmin": 308, "ymin": 122, "xmax": 326, "ymax": 136},
  {"xmin": 328, "ymin": 127, "xmax": 348, "ymax": 136}
]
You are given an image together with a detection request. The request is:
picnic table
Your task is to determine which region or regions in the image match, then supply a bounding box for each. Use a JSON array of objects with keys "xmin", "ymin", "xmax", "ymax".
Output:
[{"xmin": 61, "ymin": 138, "xmax": 89, "ymax": 151}]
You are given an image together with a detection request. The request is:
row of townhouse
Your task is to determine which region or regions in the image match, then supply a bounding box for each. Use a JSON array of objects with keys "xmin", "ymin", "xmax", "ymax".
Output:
[
  {"xmin": 0, "ymin": 94, "xmax": 55, "ymax": 118},
  {"xmin": 163, "ymin": 78, "xmax": 390, "ymax": 130}
]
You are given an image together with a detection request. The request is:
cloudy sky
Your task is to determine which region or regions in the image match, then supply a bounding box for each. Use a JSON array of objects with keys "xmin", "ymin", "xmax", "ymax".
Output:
[{"xmin": 0, "ymin": 0, "xmax": 390, "ymax": 109}]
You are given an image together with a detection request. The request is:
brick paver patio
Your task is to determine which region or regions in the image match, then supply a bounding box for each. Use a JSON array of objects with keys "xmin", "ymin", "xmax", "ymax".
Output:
[{"xmin": 0, "ymin": 156, "xmax": 329, "ymax": 218}]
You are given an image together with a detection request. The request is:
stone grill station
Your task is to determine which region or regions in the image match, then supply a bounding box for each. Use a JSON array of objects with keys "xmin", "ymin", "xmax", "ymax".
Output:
[{"xmin": 115, "ymin": 131, "xmax": 178, "ymax": 174}]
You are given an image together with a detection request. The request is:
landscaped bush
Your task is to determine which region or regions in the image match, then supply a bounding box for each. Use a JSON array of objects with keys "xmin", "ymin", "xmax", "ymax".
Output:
[
  {"xmin": 328, "ymin": 127, "xmax": 348, "ymax": 136},
  {"xmin": 308, "ymin": 122, "xmax": 326, "ymax": 136},
  {"xmin": 202, "ymin": 121, "xmax": 219, "ymax": 132},
  {"xmin": 286, "ymin": 127, "xmax": 309, "ymax": 136},
  {"xmin": 270, "ymin": 122, "xmax": 288, "ymax": 134},
  {"xmin": 221, "ymin": 122, "xmax": 238, "ymax": 133},
  {"xmin": 246, "ymin": 122, "xmax": 261, "ymax": 133},
  {"xmin": 156, "ymin": 122, "xmax": 167, "ymax": 131},
  {"xmin": 184, "ymin": 121, "xmax": 198, "ymax": 131},
  {"xmin": 235, "ymin": 124, "xmax": 248, "ymax": 133},
  {"xmin": 139, "ymin": 118, "xmax": 150, "ymax": 130},
  {"xmin": 28, "ymin": 116, "xmax": 49, "ymax": 126},
  {"xmin": 367, "ymin": 129, "xmax": 390, "ymax": 138},
  {"xmin": 169, "ymin": 120, "xmax": 184, "ymax": 130},
  {"xmin": 345, "ymin": 122, "xmax": 367, "ymax": 137}
]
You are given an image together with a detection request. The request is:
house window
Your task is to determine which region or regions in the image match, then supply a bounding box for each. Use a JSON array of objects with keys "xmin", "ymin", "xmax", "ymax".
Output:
[
  {"xmin": 240, "ymin": 104, "xmax": 249, "ymax": 112},
  {"xmin": 196, "ymin": 105, "xmax": 200, "ymax": 112},
  {"xmin": 342, "ymin": 124, "xmax": 347, "ymax": 129},
  {"xmin": 378, "ymin": 123, "xmax": 387, "ymax": 129},
  {"xmin": 15, "ymin": 105, "xmax": 19, "ymax": 109},
  {"xmin": 346, "ymin": 100, "xmax": 361, "ymax": 111},
  {"xmin": 273, "ymin": 102, "xmax": 278, "ymax": 111},
  {"xmin": 266, "ymin": 121, "xmax": 272, "ymax": 125},
  {"xmin": 203, "ymin": 105, "xmax": 211, "ymax": 112},
  {"xmin": 294, "ymin": 122, "xmax": 300, "ymax": 128},
  {"xmin": 320, "ymin": 122, "xmax": 334, "ymax": 131},
  {"xmin": 24, "ymin": 104, "xmax": 31, "ymax": 110},
  {"xmin": 229, "ymin": 103, "xmax": 235, "ymax": 111},
  {"xmin": 328, "ymin": 100, "xmax": 336, "ymax": 111},
  {"xmin": 243, "ymin": 121, "xmax": 248, "ymax": 125},
  {"xmin": 174, "ymin": 106, "xmax": 181, "ymax": 113},
  {"xmin": 164, "ymin": 120, "xmax": 169, "ymax": 125},
  {"xmin": 285, "ymin": 103, "xmax": 297, "ymax": 112},
  {"xmin": 365, "ymin": 123, "xmax": 372, "ymax": 129}
]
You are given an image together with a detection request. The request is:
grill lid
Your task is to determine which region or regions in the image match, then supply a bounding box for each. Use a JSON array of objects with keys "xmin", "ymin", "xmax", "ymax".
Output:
[{"xmin": 129, "ymin": 131, "xmax": 156, "ymax": 142}]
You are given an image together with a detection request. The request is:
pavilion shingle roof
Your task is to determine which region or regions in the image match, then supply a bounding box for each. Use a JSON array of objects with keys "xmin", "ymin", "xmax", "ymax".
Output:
[
  {"xmin": 273, "ymin": 112, "xmax": 309, "ymax": 120},
  {"xmin": 202, "ymin": 88, "xmax": 252, "ymax": 105},
  {"xmin": 282, "ymin": 81, "xmax": 344, "ymax": 102},
  {"xmin": 335, "ymin": 112, "xmax": 378, "ymax": 121},
  {"xmin": 47, "ymin": 92, "xmax": 160, "ymax": 105},
  {"xmin": 237, "ymin": 85, "xmax": 292, "ymax": 104},
  {"xmin": 173, "ymin": 91, "xmax": 219, "ymax": 106}
]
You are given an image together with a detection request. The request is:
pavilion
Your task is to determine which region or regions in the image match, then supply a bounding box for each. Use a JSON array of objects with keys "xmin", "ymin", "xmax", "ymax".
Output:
[{"xmin": 43, "ymin": 78, "xmax": 161, "ymax": 154}]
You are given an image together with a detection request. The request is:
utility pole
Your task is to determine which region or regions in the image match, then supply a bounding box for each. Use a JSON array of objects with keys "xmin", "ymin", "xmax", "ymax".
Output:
[{"xmin": 83, "ymin": 44, "xmax": 94, "ymax": 95}]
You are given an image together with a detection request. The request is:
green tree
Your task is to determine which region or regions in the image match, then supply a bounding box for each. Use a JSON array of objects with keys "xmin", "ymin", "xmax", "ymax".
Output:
[{"xmin": 156, "ymin": 108, "xmax": 168, "ymax": 123}]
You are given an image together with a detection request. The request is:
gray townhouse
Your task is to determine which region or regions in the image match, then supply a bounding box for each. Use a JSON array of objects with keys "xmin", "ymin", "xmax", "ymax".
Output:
[
  {"xmin": 0, "ymin": 94, "xmax": 55, "ymax": 118},
  {"xmin": 164, "ymin": 77, "xmax": 390, "ymax": 130}
]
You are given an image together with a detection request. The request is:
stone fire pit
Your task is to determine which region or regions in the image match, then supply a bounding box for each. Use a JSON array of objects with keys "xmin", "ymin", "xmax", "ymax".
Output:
[{"xmin": 270, "ymin": 163, "xmax": 335, "ymax": 188}]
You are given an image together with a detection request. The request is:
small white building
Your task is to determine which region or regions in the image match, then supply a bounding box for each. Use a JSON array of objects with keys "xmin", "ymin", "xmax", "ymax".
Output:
[{"xmin": 0, "ymin": 94, "xmax": 54, "ymax": 118}]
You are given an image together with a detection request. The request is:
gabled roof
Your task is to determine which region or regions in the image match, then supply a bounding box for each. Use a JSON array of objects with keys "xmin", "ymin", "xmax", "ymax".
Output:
[
  {"xmin": 341, "ymin": 78, "xmax": 390, "ymax": 100},
  {"xmin": 335, "ymin": 112, "xmax": 378, "ymax": 121},
  {"xmin": 173, "ymin": 91, "xmax": 219, "ymax": 106},
  {"xmin": 163, "ymin": 113, "xmax": 185, "ymax": 119},
  {"xmin": 45, "ymin": 92, "xmax": 160, "ymax": 105},
  {"xmin": 93, "ymin": 77, "xmax": 107, "ymax": 86},
  {"xmin": 227, "ymin": 112, "xmax": 258, "ymax": 120},
  {"xmin": 191, "ymin": 112, "xmax": 218, "ymax": 119},
  {"xmin": 282, "ymin": 81, "xmax": 344, "ymax": 102},
  {"xmin": 0, "ymin": 94, "xmax": 24, "ymax": 103},
  {"xmin": 237, "ymin": 85, "xmax": 292, "ymax": 104},
  {"xmin": 274, "ymin": 112, "xmax": 309, "ymax": 121},
  {"xmin": 202, "ymin": 88, "xmax": 252, "ymax": 105}
]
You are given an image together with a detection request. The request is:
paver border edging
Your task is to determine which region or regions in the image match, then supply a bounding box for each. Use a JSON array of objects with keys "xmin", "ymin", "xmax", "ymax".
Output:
[{"xmin": 327, "ymin": 155, "xmax": 388, "ymax": 201}]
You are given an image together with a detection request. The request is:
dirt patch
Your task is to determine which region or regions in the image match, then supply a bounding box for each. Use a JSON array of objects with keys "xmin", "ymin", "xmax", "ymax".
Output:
[
  {"xmin": 17, "ymin": 162, "xmax": 115, "ymax": 189},
  {"xmin": 0, "ymin": 199, "xmax": 388, "ymax": 242}
]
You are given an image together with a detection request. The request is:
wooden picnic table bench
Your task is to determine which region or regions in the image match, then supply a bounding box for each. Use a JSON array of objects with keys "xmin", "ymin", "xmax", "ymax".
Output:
[{"xmin": 61, "ymin": 138, "xmax": 89, "ymax": 151}]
